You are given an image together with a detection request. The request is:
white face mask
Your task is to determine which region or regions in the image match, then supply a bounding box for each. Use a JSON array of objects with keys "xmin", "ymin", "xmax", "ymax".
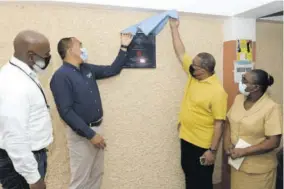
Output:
[
  {"xmin": 32, "ymin": 60, "xmax": 45, "ymax": 74},
  {"xmin": 238, "ymin": 82, "xmax": 250, "ymax": 96},
  {"xmin": 80, "ymin": 48, "xmax": 88, "ymax": 62}
]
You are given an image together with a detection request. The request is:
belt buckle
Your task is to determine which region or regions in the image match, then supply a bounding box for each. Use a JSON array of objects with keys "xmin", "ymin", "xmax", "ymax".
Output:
[
  {"xmin": 89, "ymin": 117, "xmax": 103, "ymax": 127},
  {"xmin": 96, "ymin": 117, "xmax": 102, "ymax": 123}
]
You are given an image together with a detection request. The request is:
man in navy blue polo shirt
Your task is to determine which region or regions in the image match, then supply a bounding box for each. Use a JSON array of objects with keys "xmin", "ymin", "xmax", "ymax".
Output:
[{"xmin": 50, "ymin": 34, "xmax": 133, "ymax": 189}]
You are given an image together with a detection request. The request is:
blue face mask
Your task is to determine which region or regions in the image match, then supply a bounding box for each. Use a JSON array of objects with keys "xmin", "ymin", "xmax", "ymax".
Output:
[{"xmin": 80, "ymin": 48, "xmax": 88, "ymax": 62}]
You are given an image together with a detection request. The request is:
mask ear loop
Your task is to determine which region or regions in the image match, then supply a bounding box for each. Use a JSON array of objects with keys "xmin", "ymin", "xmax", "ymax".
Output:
[{"xmin": 267, "ymin": 73, "xmax": 270, "ymax": 85}]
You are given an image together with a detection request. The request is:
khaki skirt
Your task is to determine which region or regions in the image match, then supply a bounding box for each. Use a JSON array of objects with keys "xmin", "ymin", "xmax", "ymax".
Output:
[{"xmin": 231, "ymin": 167, "xmax": 276, "ymax": 189}]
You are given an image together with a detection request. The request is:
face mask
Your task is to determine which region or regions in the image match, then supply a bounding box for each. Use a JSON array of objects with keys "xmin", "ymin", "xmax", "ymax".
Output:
[
  {"xmin": 238, "ymin": 82, "xmax": 250, "ymax": 96},
  {"xmin": 32, "ymin": 62, "xmax": 44, "ymax": 73},
  {"xmin": 189, "ymin": 65, "xmax": 195, "ymax": 77},
  {"xmin": 80, "ymin": 48, "xmax": 88, "ymax": 62},
  {"xmin": 32, "ymin": 55, "xmax": 51, "ymax": 73},
  {"xmin": 189, "ymin": 64, "xmax": 206, "ymax": 78}
]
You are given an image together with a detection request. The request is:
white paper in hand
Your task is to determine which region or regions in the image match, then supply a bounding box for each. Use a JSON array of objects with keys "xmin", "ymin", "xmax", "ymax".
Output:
[{"xmin": 228, "ymin": 138, "xmax": 251, "ymax": 170}]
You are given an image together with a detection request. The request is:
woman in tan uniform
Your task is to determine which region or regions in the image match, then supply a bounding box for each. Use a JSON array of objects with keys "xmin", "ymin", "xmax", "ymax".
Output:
[{"xmin": 224, "ymin": 69, "xmax": 282, "ymax": 189}]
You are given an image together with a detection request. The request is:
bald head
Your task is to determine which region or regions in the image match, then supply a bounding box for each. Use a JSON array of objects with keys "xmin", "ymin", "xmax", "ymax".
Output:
[{"xmin": 13, "ymin": 30, "xmax": 50, "ymax": 67}]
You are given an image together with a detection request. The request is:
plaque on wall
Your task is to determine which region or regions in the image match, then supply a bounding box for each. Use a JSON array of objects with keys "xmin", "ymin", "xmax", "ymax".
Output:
[{"xmin": 123, "ymin": 32, "xmax": 156, "ymax": 68}]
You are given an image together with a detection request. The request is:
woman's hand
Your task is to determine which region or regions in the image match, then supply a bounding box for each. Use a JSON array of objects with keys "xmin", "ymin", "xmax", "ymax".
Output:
[
  {"xmin": 225, "ymin": 143, "xmax": 235, "ymax": 156},
  {"xmin": 230, "ymin": 148, "xmax": 247, "ymax": 159}
]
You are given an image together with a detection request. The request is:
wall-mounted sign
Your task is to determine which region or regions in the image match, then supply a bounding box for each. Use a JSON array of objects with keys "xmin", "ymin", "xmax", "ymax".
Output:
[
  {"xmin": 236, "ymin": 39, "xmax": 253, "ymax": 61},
  {"xmin": 234, "ymin": 60, "xmax": 254, "ymax": 83},
  {"xmin": 123, "ymin": 32, "xmax": 156, "ymax": 68}
]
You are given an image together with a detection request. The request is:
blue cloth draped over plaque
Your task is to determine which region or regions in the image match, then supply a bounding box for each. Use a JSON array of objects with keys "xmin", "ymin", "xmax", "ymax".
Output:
[{"xmin": 121, "ymin": 10, "xmax": 179, "ymax": 36}]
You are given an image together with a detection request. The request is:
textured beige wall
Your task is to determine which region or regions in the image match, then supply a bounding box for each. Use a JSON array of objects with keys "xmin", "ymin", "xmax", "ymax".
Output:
[
  {"xmin": 256, "ymin": 21, "xmax": 283, "ymax": 105},
  {"xmin": 0, "ymin": 2, "xmax": 225, "ymax": 189}
]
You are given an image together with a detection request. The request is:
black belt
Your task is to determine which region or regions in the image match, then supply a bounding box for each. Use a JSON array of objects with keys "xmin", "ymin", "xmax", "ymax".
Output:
[
  {"xmin": 89, "ymin": 118, "xmax": 103, "ymax": 127},
  {"xmin": 0, "ymin": 148, "xmax": 47, "ymax": 157},
  {"xmin": 33, "ymin": 148, "xmax": 48, "ymax": 153}
]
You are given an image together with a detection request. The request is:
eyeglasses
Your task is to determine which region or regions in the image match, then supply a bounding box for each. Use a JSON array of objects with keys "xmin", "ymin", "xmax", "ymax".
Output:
[
  {"xmin": 191, "ymin": 63, "xmax": 204, "ymax": 71},
  {"xmin": 242, "ymin": 75, "xmax": 263, "ymax": 87}
]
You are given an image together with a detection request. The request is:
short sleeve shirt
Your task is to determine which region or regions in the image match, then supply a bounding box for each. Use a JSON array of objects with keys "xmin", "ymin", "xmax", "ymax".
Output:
[
  {"xmin": 227, "ymin": 93, "xmax": 283, "ymax": 173},
  {"xmin": 179, "ymin": 53, "xmax": 228, "ymax": 149}
]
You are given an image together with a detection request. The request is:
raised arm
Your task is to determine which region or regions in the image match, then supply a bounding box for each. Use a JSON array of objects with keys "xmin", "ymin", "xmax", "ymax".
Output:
[
  {"xmin": 169, "ymin": 18, "xmax": 192, "ymax": 74},
  {"xmin": 169, "ymin": 18, "xmax": 185, "ymax": 63},
  {"xmin": 89, "ymin": 33, "xmax": 133, "ymax": 79}
]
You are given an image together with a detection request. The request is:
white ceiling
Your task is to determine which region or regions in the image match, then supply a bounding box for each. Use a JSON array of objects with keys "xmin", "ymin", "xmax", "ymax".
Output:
[
  {"xmin": 6, "ymin": 0, "xmax": 279, "ymax": 16},
  {"xmin": 236, "ymin": 1, "xmax": 283, "ymax": 22},
  {"xmin": 5, "ymin": 0, "xmax": 284, "ymax": 21}
]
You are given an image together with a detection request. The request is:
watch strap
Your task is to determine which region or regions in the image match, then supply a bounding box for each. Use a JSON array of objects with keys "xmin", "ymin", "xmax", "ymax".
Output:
[{"xmin": 209, "ymin": 148, "xmax": 217, "ymax": 153}]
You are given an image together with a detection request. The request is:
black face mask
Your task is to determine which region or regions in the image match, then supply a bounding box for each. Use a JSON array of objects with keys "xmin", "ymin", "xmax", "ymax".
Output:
[
  {"xmin": 35, "ymin": 55, "xmax": 51, "ymax": 70},
  {"xmin": 42, "ymin": 55, "xmax": 51, "ymax": 70},
  {"xmin": 189, "ymin": 65, "xmax": 195, "ymax": 77}
]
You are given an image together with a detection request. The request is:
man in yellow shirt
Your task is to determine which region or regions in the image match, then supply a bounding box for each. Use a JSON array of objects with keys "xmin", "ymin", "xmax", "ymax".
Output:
[{"xmin": 169, "ymin": 19, "xmax": 228, "ymax": 189}]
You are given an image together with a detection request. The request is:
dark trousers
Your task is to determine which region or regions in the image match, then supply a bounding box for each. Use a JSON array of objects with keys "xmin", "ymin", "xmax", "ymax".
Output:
[
  {"xmin": 276, "ymin": 149, "xmax": 283, "ymax": 189},
  {"xmin": 181, "ymin": 139, "xmax": 214, "ymax": 189},
  {"xmin": 0, "ymin": 149, "xmax": 47, "ymax": 189}
]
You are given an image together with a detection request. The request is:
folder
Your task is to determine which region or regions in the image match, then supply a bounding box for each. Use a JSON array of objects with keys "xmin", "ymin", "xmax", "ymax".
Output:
[{"xmin": 228, "ymin": 138, "xmax": 251, "ymax": 170}]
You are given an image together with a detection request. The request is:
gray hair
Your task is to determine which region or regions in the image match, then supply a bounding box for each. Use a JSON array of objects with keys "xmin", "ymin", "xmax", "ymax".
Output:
[{"xmin": 197, "ymin": 52, "xmax": 216, "ymax": 73}]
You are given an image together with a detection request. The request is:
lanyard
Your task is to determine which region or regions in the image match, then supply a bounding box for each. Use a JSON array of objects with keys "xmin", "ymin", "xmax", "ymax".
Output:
[{"xmin": 9, "ymin": 62, "xmax": 50, "ymax": 109}]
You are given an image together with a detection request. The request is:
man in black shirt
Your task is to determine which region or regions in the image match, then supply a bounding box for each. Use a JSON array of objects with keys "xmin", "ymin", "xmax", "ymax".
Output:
[{"xmin": 50, "ymin": 34, "xmax": 133, "ymax": 189}]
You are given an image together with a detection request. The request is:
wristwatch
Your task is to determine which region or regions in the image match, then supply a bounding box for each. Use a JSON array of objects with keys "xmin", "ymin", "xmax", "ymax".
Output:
[
  {"xmin": 121, "ymin": 45, "xmax": 128, "ymax": 48},
  {"xmin": 209, "ymin": 148, "xmax": 217, "ymax": 154}
]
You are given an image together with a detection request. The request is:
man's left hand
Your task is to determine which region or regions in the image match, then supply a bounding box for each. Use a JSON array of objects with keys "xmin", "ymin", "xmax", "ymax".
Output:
[
  {"xmin": 230, "ymin": 148, "xmax": 247, "ymax": 160},
  {"xmin": 121, "ymin": 33, "xmax": 133, "ymax": 47},
  {"xmin": 202, "ymin": 150, "xmax": 215, "ymax": 166}
]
